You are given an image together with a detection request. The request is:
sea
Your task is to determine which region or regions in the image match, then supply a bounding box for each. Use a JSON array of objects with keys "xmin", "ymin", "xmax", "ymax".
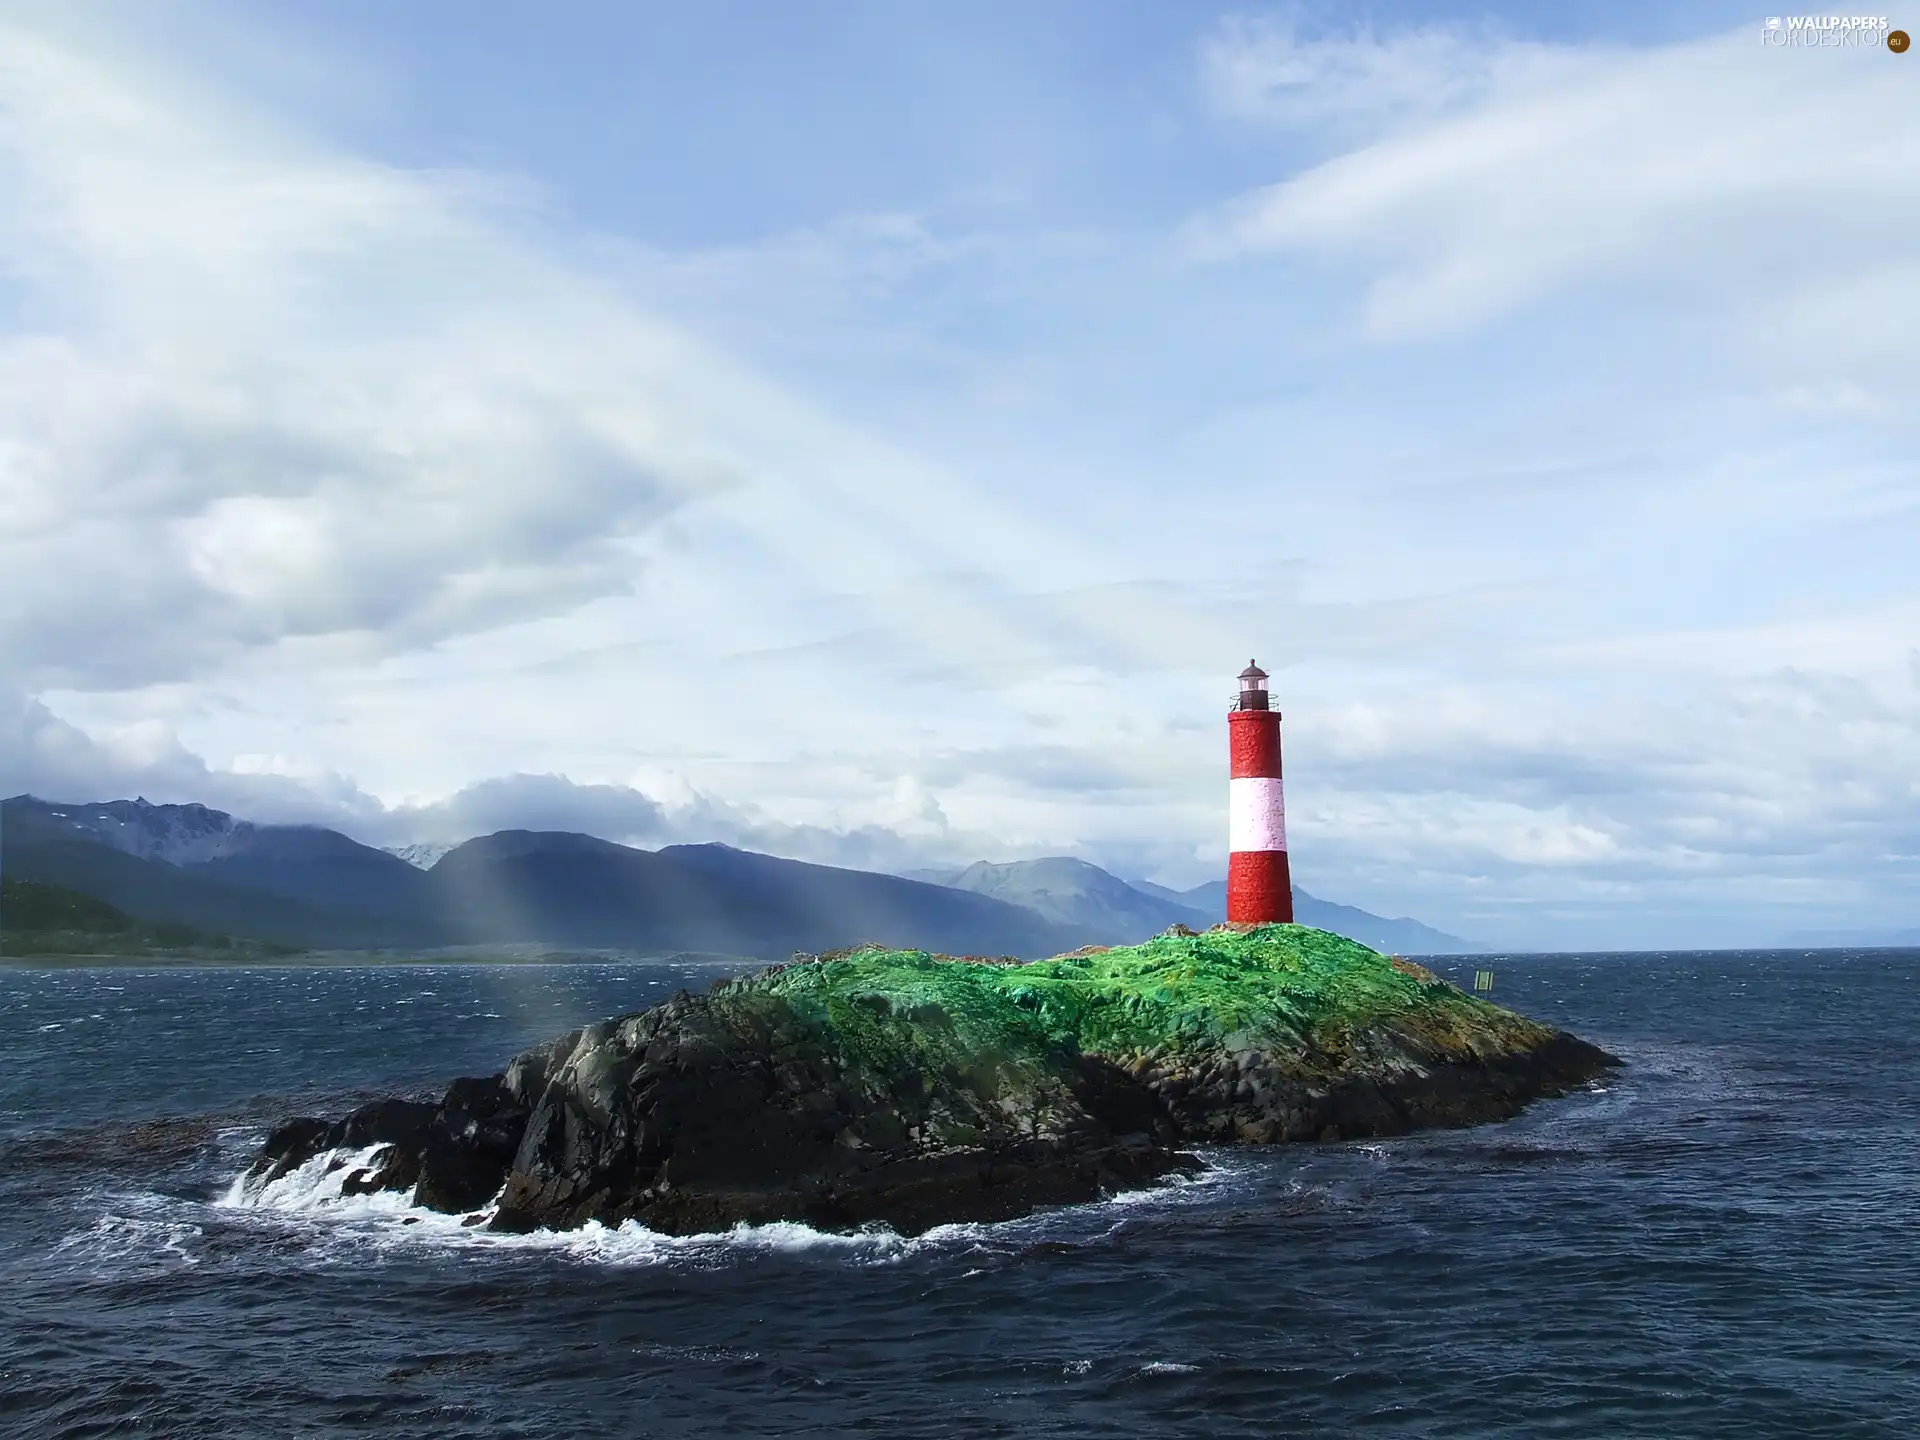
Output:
[{"xmin": 1, "ymin": 948, "xmax": 1915, "ymax": 1439}]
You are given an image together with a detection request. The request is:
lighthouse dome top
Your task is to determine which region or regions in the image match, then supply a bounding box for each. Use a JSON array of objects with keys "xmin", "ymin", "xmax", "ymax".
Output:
[{"xmin": 1233, "ymin": 661, "xmax": 1272, "ymax": 711}]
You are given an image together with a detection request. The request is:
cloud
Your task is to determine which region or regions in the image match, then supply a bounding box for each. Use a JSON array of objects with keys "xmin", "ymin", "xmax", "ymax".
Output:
[
  {"xmin": 1188, "ymin": 24, "xmax": 1920, "ymax": 341},
  {"xmin": 1199, "ymin": 14, "xmax": 1581, "ymax": 132},
  {"xmin": 0, "ymin": 675, "xmax": 1041, "ymax": 877},
  {"xmin": 382, "ymin": 773, "xmax": 672, "ymax": 847},
  {"xmin": 1278, "ymin": 615, "xmax": 1920, "ymax": 947},
  {"xmin": 0, "ymin": 681, "xmax": 386, "ymax": 826},
  {"xmin": 0, "ymin": 23, "xmax": 747, "ymax": 692}
]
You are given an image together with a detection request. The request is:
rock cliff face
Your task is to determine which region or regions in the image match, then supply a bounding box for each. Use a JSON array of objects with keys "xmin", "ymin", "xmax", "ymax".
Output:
[{"xmin": 244, "ymin": 926, "xmax": 1616, "ymax": 1235}]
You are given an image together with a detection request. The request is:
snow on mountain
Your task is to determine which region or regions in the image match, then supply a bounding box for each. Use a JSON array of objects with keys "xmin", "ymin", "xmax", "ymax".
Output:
[
  {"xmin": 21, "ymin": 796, "xmax": 250, "ymax": 864},
  {"xmin": 381, "ymin": 842, "xmax": 458, "ymax": 870}
]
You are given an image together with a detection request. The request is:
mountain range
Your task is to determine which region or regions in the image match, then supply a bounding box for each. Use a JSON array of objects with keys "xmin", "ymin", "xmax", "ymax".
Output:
[
  {"xmin": 906, "ymin": 859, "xmax": 1479, "ymax": 954},
  {"xmin": 2, "ymin": 794, "xmax": 1480, "ymax": 958},
  {"xmin": 1130, "ymin": 879, "xmax": 1480, "ymax": 956}
]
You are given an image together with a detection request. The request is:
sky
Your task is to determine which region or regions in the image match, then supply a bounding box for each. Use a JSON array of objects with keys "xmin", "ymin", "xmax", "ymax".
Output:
[{"xmin": 1, "ymin": 0, "xmax": 1916, "ymax": 950}]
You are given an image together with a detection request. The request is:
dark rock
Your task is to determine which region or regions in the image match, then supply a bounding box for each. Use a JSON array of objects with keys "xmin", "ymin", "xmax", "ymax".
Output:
[
  {"xmin": 415, "ymin": 1076, "xmax": 529, "ymax": 1213},
  {"xmin": 244, "ymin": 1099, "xmax": 435, "ymax": 1192},
  {"xmin": 250, "ymin": 1116, "xmax": 333, "ymax": 1187}
]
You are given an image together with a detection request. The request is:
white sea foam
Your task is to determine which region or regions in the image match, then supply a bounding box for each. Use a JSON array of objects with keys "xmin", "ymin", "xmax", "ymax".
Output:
[
  {"xmin": 52, "ymin": 1211, "xmax": 204, "ymax": 1275},
  {"xmin": 1101, "ymin": 1150, "xmax": 1250, "ymax": 1208},
  {"xmin": 214, "ymin": 1143, "xmax": 1246, "ymax": 1269},
  {"xmin": 222, "ymin": 1144, "xmax": 930, "ymax": 1266},
  {"xmin": 221, "ymin": 1143, "xmax": 404, "ymax": 1215}
]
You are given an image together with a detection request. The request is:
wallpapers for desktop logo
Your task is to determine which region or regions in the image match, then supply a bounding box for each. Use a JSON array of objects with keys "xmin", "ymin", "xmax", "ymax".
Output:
[{"xmin": 1761, "ymin": 14, "xmax": 1906, "ymax": 47}]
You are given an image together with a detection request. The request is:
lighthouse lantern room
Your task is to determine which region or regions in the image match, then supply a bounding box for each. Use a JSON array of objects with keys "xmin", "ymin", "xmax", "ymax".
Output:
[{"xmin": 1227, "ymin": 660, "xmax": 1293, "ymax": 925}]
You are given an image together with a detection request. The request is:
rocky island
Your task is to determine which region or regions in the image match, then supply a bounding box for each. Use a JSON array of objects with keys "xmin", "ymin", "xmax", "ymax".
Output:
[{"xmin": 244, "ymin": 925, "xmax": 1617, "ymax": 1235}]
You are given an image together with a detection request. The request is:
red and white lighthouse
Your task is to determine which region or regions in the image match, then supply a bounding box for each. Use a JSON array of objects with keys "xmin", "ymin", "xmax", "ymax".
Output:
[{"xmin": 1228, "ymin": 660, "xmax": 1293, "ymax": 925}]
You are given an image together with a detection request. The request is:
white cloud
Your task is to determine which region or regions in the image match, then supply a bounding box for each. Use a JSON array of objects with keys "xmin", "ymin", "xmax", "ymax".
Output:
[
  {"xmin": 1280, "ymin": 617, "xmax": 1920, "ymax": 946},
  {"xmin": 1200, "ymin": 14, "xmax": 1582, "ymax": 132},
  {"xmin": 0, "ymin": 680, "xmax": 1076, "ymax": 880},
  {"xmin": 0, "ymin": 24, "xmax": 748, "ymax": 690},
  {"xmin": 1189, "ymin": 25, "xmax": 1920, "ymax": 342}
]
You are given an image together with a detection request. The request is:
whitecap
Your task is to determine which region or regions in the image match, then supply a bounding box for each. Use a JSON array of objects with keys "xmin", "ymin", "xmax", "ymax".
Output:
[
  {"xmin": 222, "ymin": 1143, "xmax": 406, "ymax": 1215},
  {"xmin": 52, "ymin": 1212, "xmax": 204, "ymax": 1276},
  {"xmin": 1099, "ymin": 1155, "xmax": 1240, "ymax": 1209},
  {"xmin": 215, "ymin": 1144, "xmax": 1243, "ymax": 1270},
  {"xmin": 221, "ymin": 1145, "xmax": 921, "ymax": 1267}
]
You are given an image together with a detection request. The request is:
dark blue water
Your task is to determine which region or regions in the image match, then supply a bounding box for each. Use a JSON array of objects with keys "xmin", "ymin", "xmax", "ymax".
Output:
[{"xmin": 2, "ymin": 950, "xmax": 1916, "ymax": 1439}]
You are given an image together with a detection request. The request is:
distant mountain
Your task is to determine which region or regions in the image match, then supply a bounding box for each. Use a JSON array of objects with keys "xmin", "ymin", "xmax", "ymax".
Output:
[
  {"xmin": 1132, "ymin": 878, "xmax": 1219, "ymax": 912},
  {"xmin": 428, "ymin": 833, "xmax": 1082, "ymax": 958},
  {"xmin": 909, "ymin": 858, "xmax": 1210, "ymax": 944},
  {"xmin": 1297, "ymin": 894, "xmax": 1478, "ymax": 954},
  {"xmin": 2, "ymin": 800, "xmax": 428, "ymax": 949},
  {"xmin": 12, "ymin": 795, "xmax": 431, "ymax": 917},
  {"xmin": 2, "ymin": 796, "xmax": 1083, "ymax": 960},
  {"xmin": 5, "ymin": 793, "xmax": 1483, "ymax": 959},
  {"xmin": 906, "ymin": 862, "xmax": 1479, "ymax": 952},
  {"xmin": 5, "ymin": 795, "xmax": 436, "ymax": 932},
  {"xmin": 1140, "ymin": 877, "xmax": 1480, "ymax": 954},
  {"xmin": 24, "ymin": 797, "xmax": 246, "ymax": 864}
]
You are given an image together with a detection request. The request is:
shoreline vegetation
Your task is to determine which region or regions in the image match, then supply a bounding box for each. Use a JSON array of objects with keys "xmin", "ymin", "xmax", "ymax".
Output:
[
  {"xmin": 1, "ymin": 877, "xmax": 298, "ymax": 964},
  {"xmin": 0, "ymin": 879, "xmax": 755, "ymax": 967}
]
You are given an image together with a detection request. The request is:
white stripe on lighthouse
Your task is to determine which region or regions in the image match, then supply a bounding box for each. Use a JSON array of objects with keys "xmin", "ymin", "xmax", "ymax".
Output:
[{"xmin": 1229, "ymin": 776, "xmax": 1287, "ymax": 852}]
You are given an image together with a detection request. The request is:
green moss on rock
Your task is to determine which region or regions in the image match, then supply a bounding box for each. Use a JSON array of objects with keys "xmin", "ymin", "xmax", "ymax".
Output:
[{"xmin": 727, "ymin": 923, "xmax": 1546, "ymax": 1081}]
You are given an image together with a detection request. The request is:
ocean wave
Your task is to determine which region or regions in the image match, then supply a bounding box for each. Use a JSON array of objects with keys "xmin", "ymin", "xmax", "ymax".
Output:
[
  {"xmin": 215, "ymin": 1143, "xmax": 1246, "ymax": 1269},
  {"xmin": 51, "ymin": 1209, "xmax": 204, "ymax": 1276}
]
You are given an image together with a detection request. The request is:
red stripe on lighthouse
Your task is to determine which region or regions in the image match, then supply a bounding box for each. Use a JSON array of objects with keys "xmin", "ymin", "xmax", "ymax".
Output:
[
  {"xmin": 1229, "ymin": 712, "xmax": 1281, "ymax": 778},
  {"xmin": 1228, "ymin": 850, "xmax": 1292, "ymax": 925}
]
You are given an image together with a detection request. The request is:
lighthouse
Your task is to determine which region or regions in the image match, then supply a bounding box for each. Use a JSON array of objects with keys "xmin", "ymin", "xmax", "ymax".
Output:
[{"xmin": 1228, "ymin": 661, "xmax": 1293, "ymax": 925}]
